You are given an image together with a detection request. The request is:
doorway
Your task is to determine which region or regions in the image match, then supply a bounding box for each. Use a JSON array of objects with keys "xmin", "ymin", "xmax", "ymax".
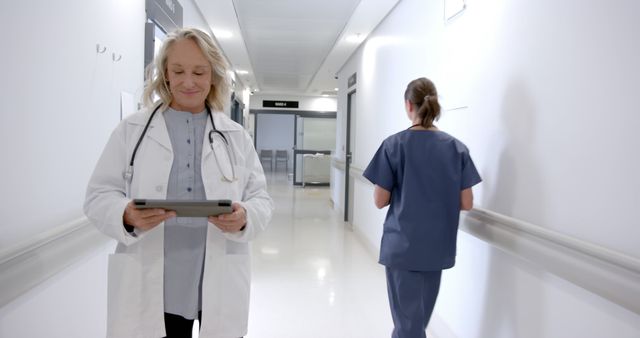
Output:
[
  {"xmin": 252, "ymin": 109, "xmax": 337, "ymax": 184},
  {"xmin": 344, "ymin": 90, "xmax": 356, "ymax": 223},
  {"xmin": 230, "ymin": 93, "xmax": 244, "ymax": 125},
  {"xmin": 255, "ymin": 113, "xmax": 295, "ymax": 174},
  {"xmin": 293, "ymin": 115, "xmax": 336, "ymax": 186}
]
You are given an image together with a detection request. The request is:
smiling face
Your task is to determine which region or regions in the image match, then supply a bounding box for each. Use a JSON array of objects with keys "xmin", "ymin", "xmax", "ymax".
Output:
[{"xmin": 165, "ymin": 38, "xmax": 212, "ymax": 113}]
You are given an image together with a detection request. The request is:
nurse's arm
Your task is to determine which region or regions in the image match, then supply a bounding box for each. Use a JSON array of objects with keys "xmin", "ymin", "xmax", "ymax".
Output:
[
  {"xmin": 374, "ymin": 185, "xmax": 391, "ymax": 209},
  {"xmin": 461, "ymin": 188, "xmax": 473, "ymax": 210}
]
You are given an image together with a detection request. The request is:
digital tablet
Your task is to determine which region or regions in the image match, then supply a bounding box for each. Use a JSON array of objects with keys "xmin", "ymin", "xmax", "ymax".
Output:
[{"xmin": 133, "ymin": 199, "xmax": 233, "ymax": 217}]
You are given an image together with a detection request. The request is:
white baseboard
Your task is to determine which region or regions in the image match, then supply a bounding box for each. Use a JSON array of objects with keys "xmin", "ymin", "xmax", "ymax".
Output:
[
  {"xmin": 462, "ymin": 209, "xmax": 640, "ymax": 315},
  {"xmin": 427, "ymin": 312, "xmax": 458, "ymax": 338},
  {"xmin": 352, "ymin": 224, "xmax": 379, "ymax": 260}
]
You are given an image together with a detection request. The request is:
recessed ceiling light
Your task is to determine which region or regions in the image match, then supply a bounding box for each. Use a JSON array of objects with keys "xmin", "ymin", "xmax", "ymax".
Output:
[
  {"xmin": 334, "ymin": 88, "xmax": 339, "ymax": 91},
  {"xmin": 213, "ymin": 29, "xmax": 233, "ymax": 39},
  {"xmin": 236, "ymin": 70, "xmax": 249, "ymax": 75}
]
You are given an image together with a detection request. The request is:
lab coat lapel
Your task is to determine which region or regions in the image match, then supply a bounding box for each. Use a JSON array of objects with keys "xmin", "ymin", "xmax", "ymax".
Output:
[
  {"xmin": 202, "ymin": 111, "xmax": 241, "ymax": 161},
  {"xmin": 128, "ymin": 108, "xmax": 172, "ymax": 152},
  {"xmin": 201, "ymin": 121, "xmax": 232, "ymax": 195},
  {"xmin": 212, "ymin": 111, "xmax": 244, "ymax": 132},
  {"xmin": 202, "ymin": 119, "xmax": 214, "ymax": 161},
  {"xmin": 147, "ymin": 111, "xmax": 172, "ymax": 151}
]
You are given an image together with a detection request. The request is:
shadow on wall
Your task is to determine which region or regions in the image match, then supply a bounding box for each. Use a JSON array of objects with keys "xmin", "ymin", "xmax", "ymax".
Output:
[{"xmin": 477, "ymin": 77, "xmax": 546, "ymax": 338}]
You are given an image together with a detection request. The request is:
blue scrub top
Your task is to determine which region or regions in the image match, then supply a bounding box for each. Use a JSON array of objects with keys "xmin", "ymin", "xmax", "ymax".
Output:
[{"xmin": 363, "ymin": 129, "xmax": 482, "ymax": 271}]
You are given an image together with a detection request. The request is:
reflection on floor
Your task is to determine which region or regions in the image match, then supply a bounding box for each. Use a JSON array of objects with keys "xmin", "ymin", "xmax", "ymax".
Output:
[{"xmin": 246, "ymin": 171, "xmax": 393, "ymax": 338}]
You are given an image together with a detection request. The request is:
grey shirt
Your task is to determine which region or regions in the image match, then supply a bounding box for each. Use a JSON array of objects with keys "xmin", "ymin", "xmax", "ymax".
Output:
[{"xmin": 163, "ymin": 107, "xmax": 209, "ymax": 319}]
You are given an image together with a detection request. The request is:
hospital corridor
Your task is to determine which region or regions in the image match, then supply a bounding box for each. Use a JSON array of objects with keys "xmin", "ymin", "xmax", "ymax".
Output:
[
  {"xmin": 1, "ymin": 0, "xmax": 640, "ymax": 337},
  {"xmin": 247, "ymin": 172, "xmax": 392, "ymax": 337}
]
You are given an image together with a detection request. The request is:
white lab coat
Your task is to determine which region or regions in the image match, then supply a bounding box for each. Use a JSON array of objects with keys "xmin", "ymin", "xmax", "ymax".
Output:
[{"xmin": 84, "ymin": 106, "xmax": 273, "ymax": 338}]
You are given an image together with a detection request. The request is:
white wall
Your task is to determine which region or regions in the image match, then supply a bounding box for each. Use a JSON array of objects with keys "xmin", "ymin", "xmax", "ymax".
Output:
[
  {"xmin": 0, "ymin": 244, "xmax": 114, "ymax": 337},
  {"xmin": 0, "ymin": 0, "xmax": 145, "ymax": 250},
  {"xmin": 242, "ymin": 88, "xmax": 253, "ymax": 135},
  {"xmin": 332, "ymin": 0, "xmax": 640, "ymax": 336},
  {"xmin": 0, "ymin": 0, "xmax": 143, "ymax": 335},
  {"xmin": 0, "ymin": 1, "xmax": 222, "ymax": 337}
]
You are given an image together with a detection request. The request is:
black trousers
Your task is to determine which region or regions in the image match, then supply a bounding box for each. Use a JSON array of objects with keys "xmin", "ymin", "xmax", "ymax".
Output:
[
  {"xmin": 163, "ymin": 312, "xmax": 201, "ymax": 338},
  {"xmin": 163, "ymin": 312, "xmax": 243, "ymax": 338}
]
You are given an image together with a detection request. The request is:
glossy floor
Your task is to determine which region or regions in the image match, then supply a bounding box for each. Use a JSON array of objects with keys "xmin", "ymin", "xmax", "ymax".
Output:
[{"xmin": 245, "ymin": 171, "xmax": 393, "ymax": 338}]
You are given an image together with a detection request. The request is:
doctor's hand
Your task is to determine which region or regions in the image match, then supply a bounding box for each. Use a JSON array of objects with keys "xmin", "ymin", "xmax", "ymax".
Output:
[
  {"xmin": 123, "ymin": 201, "xmax": 177, "ymax": 231},
  {"xmin": 209, "ymin": 202, "xmax": 247, "ymax": 233}
]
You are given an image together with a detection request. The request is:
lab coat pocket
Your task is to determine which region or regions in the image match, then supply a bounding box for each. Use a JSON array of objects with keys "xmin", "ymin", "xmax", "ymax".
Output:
[
  {"xmin": 234, "ymin": 165, "xmax": 250, "ymax": 187},
  {"xmin": 225, "ymin": 239, "xmax": 249, "ymax": 254},
  {"xmin": 107, "ymin": 253, "xmax": 142, "ymax": 338},
  {"xmin": 220, "ymin": 254, "xmax": 251, "ymax": 327},
  {"xmin": 225, "ymin": 164, "xmax": 250, "ymax": 202}
]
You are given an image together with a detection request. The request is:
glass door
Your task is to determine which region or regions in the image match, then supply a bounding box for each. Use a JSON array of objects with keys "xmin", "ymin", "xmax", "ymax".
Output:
[
  {"xmin": 293, "ymin": 116, "xmax": 336, "ymax": 185},
  {"xmin": 345, "ymin": 90, "xmax": 356, "ymax": 222}
]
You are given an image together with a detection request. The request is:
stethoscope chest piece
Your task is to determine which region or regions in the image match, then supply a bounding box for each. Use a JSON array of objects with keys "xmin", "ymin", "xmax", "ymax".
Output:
[{"xmin": 209, "ymin": 129, "xmax": 238, "ymax": 182}]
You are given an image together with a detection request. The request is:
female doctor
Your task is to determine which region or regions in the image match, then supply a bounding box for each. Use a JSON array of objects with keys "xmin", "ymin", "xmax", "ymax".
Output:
[{"xmin": 84, "ymin": 28, "xmax": 273, "ymax": 338}]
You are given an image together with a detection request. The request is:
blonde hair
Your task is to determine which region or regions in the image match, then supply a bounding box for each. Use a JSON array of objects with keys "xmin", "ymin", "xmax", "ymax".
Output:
[{"xmin": 142, "ymin": 27, "xmax": 230, "ymax": 112}]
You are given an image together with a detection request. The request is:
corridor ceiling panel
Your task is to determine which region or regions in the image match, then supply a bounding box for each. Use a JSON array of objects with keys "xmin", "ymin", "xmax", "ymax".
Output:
[{"xmin": 196, "ymin": 0, "xmax": 400, "ymax": 96}]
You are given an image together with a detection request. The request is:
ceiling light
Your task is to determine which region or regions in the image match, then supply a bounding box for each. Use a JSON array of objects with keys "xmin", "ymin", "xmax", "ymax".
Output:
[
  {"xmin": 213, "ymin": 29, "xmax": 233, "ymax": 39},
  {"xmin": 236, "ymin": 70, "xmax": 249, "ymax": 75},
  {"xmin": 334, "ymin": 88, "xmax": 339, "ymax": 91},
  {"xmin": 346, "ymin": 33, "xmax": 364, "ymax": 43},
  {"xmin": 261, "ymin": 247, "xmax": 279, "ymax": 255}
]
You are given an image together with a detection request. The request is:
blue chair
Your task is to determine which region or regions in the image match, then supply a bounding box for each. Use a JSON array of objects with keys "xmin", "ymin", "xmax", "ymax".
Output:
[{"xmin": 275, "ymin": 150, "xmax": 288, "ymax": 171}]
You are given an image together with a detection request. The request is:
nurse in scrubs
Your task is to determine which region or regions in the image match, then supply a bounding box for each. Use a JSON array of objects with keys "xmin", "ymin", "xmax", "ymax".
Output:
[{"xmin": 363, "ymin": 77, "xmax": 482, "ymax": 338}]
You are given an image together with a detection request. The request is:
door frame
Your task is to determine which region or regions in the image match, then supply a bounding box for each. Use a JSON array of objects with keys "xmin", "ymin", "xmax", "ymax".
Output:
[
  {"xmin": 344, "ymin": 89, "xmax": 356, "ymax": 222},
  {"xmin": 250, "ymin": 109, "xmax": 336, "ymax": 182}
]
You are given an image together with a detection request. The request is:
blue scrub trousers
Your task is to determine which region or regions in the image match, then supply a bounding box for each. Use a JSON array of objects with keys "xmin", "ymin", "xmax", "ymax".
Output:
[{"xmin": 385, "ymin": 267, "xmax": 442, "ymax": 338}]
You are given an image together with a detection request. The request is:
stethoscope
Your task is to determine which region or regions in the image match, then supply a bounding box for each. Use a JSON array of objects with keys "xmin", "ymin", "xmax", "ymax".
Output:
[{"xmin": 124, "ymin": 104, "xmax": 238, "ymax": 195}]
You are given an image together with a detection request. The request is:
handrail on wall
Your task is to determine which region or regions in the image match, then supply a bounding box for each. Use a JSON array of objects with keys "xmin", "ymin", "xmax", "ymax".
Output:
[
  {"xmin": 0, "ymin": 217, "xmax": 112, "ymax": 307},
  {"xmin": 468, "ymin": 208, "xmax": 640, "ymax": 274},
  {"xmin": 332, "ymin": 159, "xmax": 640, "ymax": 275},
  {"xmin": 0, "ymin": 218, "xmax": 87, "ymax": 266},
  {"xmin": 333, "ymin": 160, "xmax": 640, "ymax": 314},
  {"xmin": 4, "ymin": 164, "xmax": 640, "ymax": 315}
]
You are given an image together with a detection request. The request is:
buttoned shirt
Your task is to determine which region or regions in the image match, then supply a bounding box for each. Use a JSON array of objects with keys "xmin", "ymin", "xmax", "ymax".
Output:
[{"xmin": 163, "ymin": 107, "xmax": 208, "ymax": 319}]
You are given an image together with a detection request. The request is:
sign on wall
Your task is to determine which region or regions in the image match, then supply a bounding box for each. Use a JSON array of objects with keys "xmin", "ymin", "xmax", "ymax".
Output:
[
  {"xmin": 348, "ymin": 73, "xmax": 357, "ymax": 88},
  {"xmin": 263, "ymin": 100, "xmax": 299, "ymax": 108}
]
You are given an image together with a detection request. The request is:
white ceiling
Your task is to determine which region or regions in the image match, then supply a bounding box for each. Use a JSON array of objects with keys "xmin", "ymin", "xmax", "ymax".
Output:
[{"xmin": 195, "ymin": 0, "xmax": 399, "ymax": 96}]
